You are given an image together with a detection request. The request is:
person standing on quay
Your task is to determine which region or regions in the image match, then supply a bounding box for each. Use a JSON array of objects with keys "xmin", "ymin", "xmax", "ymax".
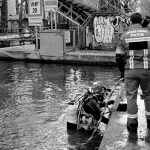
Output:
[{"xmin": 116, "ymin": 13, "xmax": 150, "ymax": 132}]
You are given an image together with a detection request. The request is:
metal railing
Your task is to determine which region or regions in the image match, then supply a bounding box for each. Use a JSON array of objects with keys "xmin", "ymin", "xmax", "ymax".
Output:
[
  {"xmin": 0, "ymin": 28, "xmax": 36, "ymax": 48},
  {"xmin": 0, "ymin": 27, "xmax": 79, "ymax": 52},
  {"xmin": 64, "ymin": 29, "xmax": 79, "ymax": 52}
]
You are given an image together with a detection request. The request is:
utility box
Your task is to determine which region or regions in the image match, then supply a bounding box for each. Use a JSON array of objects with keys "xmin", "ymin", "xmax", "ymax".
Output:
[{"xmin": 39, "ymin": 30, "xmax": 65, "ymax": 57}]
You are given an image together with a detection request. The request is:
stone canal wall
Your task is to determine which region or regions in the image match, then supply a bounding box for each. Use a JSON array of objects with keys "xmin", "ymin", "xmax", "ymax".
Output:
[{"xmin": 0, "ymin": 45, "xmax": 116, "ymax": 66}]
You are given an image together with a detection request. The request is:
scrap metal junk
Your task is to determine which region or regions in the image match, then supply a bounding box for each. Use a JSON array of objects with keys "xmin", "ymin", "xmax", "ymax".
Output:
[{"xmin": 67, "ymin": 82, "xmax": 114, "ymax": 131}]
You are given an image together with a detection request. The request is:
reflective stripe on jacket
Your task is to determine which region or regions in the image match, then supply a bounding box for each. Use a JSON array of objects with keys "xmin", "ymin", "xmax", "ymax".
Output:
[{"xmin": 116, "ymin": 24, "xmax": 150, "ymax": 70}]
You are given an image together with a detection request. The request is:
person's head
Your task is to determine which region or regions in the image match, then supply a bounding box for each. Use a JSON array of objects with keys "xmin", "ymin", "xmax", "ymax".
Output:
[
  {"xmin": 130, "ymin": 13, "xmax": 142, "ymax": 24},
  {"xmin": 142, "ymin": 19, "xmax": 149, "ymax": 28}
]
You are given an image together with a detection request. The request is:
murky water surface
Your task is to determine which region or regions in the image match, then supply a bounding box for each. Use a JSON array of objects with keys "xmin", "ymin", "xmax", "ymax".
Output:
[{"xmin": 0, "ymin": 61, "xmax": 120, "ymax": 150}]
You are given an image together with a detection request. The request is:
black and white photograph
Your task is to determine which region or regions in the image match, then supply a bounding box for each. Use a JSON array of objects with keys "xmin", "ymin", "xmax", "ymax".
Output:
[{"xmin": 0, "ymin": 0, "xmax": 150, "ymax": 150}]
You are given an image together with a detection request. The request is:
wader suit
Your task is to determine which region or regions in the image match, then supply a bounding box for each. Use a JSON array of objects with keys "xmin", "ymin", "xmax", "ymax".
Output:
[{"xmin": 116, "ymin": 24, "xmax": 150, "ymax": 126}]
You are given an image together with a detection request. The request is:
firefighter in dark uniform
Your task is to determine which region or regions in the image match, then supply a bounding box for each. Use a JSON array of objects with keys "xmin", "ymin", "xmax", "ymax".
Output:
[{"xmin": 116, "ymin": 13, "xmax": 150, "ymax": 132}]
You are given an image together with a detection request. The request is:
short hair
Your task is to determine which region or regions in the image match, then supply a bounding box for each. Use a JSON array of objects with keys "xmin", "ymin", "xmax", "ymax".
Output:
[
  {"xmin": 130, "ymin": 13, "xmax": 142, "ymax": 24},
  {"xmin": 142, "ymin": 19, "xmax": 149, "ymax": 27}
]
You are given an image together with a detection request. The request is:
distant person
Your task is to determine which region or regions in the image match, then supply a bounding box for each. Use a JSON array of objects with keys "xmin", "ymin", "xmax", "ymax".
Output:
[
  {"xmin": 142, "ymin": 18, "xmax": 149, "ymax": 28},
  {"xmin": 115, "ymin": 47, "xmax": 125, "ymax": 78},
  {"xmin": 116, "ymin": 13, "xmax": 150, "ymax": 133}
]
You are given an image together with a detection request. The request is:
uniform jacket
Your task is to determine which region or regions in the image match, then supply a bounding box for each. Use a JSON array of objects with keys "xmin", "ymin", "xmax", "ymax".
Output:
[{"xmin": 116, "ymin": 24, "xmax": 150, "ymax": 69}]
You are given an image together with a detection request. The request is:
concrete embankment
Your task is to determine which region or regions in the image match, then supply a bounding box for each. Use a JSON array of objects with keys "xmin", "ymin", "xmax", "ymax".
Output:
[
  {"xmin": 99, "ymin": 86, "xmax": 150, "ymax": 150},
  {"xmin": 0, "ymin": 45, "xmax": 116, "ymax": 65}
]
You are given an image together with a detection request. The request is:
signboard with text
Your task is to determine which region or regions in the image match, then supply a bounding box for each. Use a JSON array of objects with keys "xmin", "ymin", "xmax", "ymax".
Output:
[
  {"xmin": 65, "ymin": 31, "xmax": 70, "ymax": 43},
  {"xmin": 44, "ymin": 0, "xmax": 58, "ymax": 11},
  {"xmin": 28, "ymin": 0, "xmax": 42, "ymax": 26},
  {"xmin": 28, "ymin": 17, "xmax": 42, "ymax": 26}
]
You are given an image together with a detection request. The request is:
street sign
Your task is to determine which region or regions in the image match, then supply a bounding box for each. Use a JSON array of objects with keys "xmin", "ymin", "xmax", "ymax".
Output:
[
  {"xmin": 28, "ymin": 0, "xmax": 42, "ymax": 16},
  {"xmin": 65, "ymin": 31, "xmax": 71, "ymax": 43},
  {"xmin": 28, "ymin": 17, "xmax": 42, "ymax": 26},
  {"xmin": 44, "ymin": 0, "xmax": 58, "ymax": 11},
  {"xmin": 28, "ymin": 0, "xmax": 42, "ymax": 26},
  {"xmin": 28, "ymin": 0, "xmax": 42, "ymax": 51}
]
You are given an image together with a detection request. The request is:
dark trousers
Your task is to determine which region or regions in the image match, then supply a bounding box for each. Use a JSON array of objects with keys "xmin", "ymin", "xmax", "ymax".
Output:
[{"xmin": 125, "ymin": 69, "xmax": 150, "ymax": 123}]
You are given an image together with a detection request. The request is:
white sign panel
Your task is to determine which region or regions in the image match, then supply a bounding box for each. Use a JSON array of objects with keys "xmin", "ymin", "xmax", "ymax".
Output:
[
  {"xmin": 65, "ymin": 31, "xmax": 70, "ymax": 43},
  {"xmin": 29, "ymin": 16, "xmax": 42, "ymax": 26},
  {"xmin": 28, "ymin": 0, "xmax": 42, "ymax": 26},
  {"xmin": 29, "ymin": 0, "xmax": 42, "ymax": 16},
  {"xmin": 44, "ymin": 0, "xmax": 58, "ymax": 11}
]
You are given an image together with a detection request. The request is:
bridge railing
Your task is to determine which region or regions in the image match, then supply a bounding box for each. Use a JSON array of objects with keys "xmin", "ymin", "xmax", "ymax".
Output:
[
  {"xmin": 0, "ymin": 27, "xmax": 79, "ymax": 52},
  {"xmin": 0, "ymin": 27, "xmax": 36, "ymax": 48}
]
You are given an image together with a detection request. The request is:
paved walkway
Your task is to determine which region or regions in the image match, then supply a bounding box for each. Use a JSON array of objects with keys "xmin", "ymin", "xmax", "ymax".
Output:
[
  {"xmin": 0, "ymin": 44, "xmax": 116, "ymax": 65},
  {"xmin": 66, "ymin": 50, "xmax": 115, "ymax": 56},
  {"xmin": 99, "ymin": 88, "xmax": 150, "ymax": 150}
]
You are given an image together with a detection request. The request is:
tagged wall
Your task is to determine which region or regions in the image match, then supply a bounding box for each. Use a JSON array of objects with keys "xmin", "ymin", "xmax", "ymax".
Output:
[
  {"xmin": 94, "ymin": 16, "xmax": 114, "ymax": 43},
  {"xmin": 110, "ymin": 15, "xmax": 130, "ymax": 33},
  {"xmin": 86, "ymin": 15, "xmax": 130, "ymax": 51}
]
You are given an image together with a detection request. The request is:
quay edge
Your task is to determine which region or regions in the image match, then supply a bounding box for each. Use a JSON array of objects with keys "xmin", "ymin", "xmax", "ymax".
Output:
[
  {"xmin": 99, "ymin": 86, "xmax": 150, "ymax": 150},
  {"xmin": 0, "ymin": 45, "xmax": 117, "ymax": 66}
]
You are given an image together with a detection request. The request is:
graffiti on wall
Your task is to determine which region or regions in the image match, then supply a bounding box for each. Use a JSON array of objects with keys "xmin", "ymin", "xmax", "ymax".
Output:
[
  {"xmin": 110, "ymin": 15, "xmax": 130, "ymax": 33},
  {"xmin": 93, "ymin": 15, "xmax": 130, "ymax": 44},
  {"xmin": 93, "ymin": 16, "xmax": 114, "ymax": 43}
]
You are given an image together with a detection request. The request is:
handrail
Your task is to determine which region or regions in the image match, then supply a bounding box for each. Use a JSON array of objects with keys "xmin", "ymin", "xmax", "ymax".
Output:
[
  {"xmin": 56, "ymin": 10, "xmax": 81, "ymax": 27},
  {"xmin": 0, "ymin": 28, "xmax": 36, "ymax": 47}
]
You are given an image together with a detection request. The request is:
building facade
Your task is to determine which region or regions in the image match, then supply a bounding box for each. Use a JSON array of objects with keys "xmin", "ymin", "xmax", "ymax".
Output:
[
  {"xmin": 1, "ymin": 0, "xmax": 26, "ymax": 31},
  {"xmin": 0, "ymin": 0, "xmax": 133, "ymax": 51},
  {"xmin": 0, "ymin": 0, "xmax": 18, "ymax": 30},
  {"xmin": 0, "ymin": 0, "xmax": 2, "ymax": 22}
]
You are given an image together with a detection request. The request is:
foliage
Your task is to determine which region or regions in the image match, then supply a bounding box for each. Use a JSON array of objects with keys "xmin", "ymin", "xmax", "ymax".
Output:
[{"xmin": 139, "ymin": 0, "xmax": 150, "ymax": 17}]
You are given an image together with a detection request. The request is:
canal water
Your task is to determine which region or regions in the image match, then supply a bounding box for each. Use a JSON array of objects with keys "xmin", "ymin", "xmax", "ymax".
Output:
[{"xmin": 0, "ymin": 61, "xmax": 120, "ymax": 150}]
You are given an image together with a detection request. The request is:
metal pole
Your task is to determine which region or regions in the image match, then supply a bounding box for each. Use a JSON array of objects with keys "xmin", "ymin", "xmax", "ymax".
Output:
[
  {"xmin": 35, "ymin": 26, "xmax": 38, "ymax": 51},
  {"xmin": 50, "ymin": 11, "xmax": 53, "ymax": 29},
  {"xmin": 72, "ymin": 29, "xmax": 76, "ymax": 50},
  {"xmin": 11, "ymin": 21, "xmax": 12, "ymax": 33},
  {"xmin": 77, "ymin": 25, "xmax": 80, "ymax": 50},
  {"xmin": 71, "ymin": 4, "xmax": 72, "ymax": 28},
  {"xmin": 54, "ymin": 11, "xmax": 57, "ymax": 29}
]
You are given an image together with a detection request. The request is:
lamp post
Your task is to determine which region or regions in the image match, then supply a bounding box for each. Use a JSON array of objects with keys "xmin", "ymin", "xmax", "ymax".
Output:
[{"xmin": 9, "ymin": 14, "xmax": 12, "ymax": 33}]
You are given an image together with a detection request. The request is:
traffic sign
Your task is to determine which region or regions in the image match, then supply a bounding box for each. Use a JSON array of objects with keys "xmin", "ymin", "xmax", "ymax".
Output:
[
  {"xmin": 28, "ymin": 0, "xmax": 42, "ymax": 16},
  {"xmin": 28, "ymin": 0, "xmax": 42, "ymax": 26}
]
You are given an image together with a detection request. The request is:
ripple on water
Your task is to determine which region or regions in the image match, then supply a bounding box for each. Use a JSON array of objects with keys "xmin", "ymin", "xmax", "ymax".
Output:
[{"xmin": 0, "ymin": 62, "xmax": 119, "ymax": 150}]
